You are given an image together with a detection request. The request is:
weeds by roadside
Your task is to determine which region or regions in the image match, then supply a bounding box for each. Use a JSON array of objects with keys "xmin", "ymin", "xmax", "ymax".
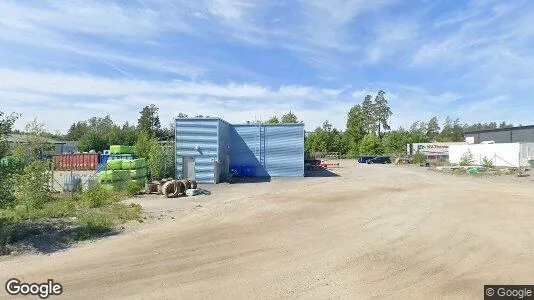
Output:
[{"xmin": 0, "ymin": 183, "xmax": 144, "ymax": 255}]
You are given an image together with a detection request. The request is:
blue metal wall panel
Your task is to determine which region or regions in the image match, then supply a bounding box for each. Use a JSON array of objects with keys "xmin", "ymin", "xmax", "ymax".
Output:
[
  {"xmin": 230, "ymin": 125, "xmax": 269, "ymax": 177},
  {"xmin": 176, "ymin": 118, "xmax": 305, "ymax": 182},
  {"xmin": 175, "ymin": 118, "xmax": 219, "ymax": 183},
  {"xmin": 230, "ymin": 124, "xmax": 303, "ymax": 177},
  {"xmin": 217, "ymin": 120, "xmax": 231, "ymax": 182},
  {"xmin": 264, "ymin": 124, "xmax": 304, "ymax": 177}
]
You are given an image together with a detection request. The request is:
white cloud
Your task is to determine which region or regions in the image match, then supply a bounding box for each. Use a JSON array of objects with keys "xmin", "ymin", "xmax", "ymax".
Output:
[
  {"xmin": 2, "ymin": 0, "xmax": 534, "ymax": 132},
  {"xmin": 0, "ymin": 68, "xmax": 353, "ymax": 132}
]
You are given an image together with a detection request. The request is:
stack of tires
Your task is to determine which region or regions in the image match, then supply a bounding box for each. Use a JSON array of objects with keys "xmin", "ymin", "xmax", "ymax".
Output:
[{"xmin": 98, "ymin": 158, "xmax": 148, "ymax": 191}]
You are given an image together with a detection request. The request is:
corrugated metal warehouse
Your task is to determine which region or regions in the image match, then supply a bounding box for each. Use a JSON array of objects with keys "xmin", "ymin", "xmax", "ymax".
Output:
[
  {"xmin": 175, "ymin": 118, "xmax": 304, "ymax": 183},
  {"xmin": 464, "ymin": 125, "xmax": 534, "ymax": 144}
]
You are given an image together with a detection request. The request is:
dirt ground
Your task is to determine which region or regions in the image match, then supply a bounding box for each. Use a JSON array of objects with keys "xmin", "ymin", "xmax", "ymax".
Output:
[{"xmin": 1, "ymin": 161, "xmax": 534, "ymax": 299}]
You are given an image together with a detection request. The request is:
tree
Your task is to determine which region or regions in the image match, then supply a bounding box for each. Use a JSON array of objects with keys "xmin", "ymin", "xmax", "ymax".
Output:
[
  {"xmin": 10, "ymin": 119, "xmax": 55, "ymax": 161},
  {"xmin": 330, "ymin": 128, "xmax": 348, "ymax": 155},
  {"xmin": 0, "ymin": 111, "xmax": 19, "ymax": 209},
  {"xmin": 372, "ymin": 90, "xmax": 392, "ymax": 138},
  {"xmin": 304, "ymin": 127, "xmax": 327, "ymax": 156},
  {"xmin": 451, "ymin": 118, "xmax": 464, "ymax": 142},
  {"xmin": 176, "ymin": 113, "xmax": 188, "ymax": 119},
  {"xmin": 281, "ymin": 111, "xmax": 298, "ymax": 123},
  {"xmin": 78, "ymin": 131, "xmax": 109, "ymax": 153},
  {"xmin": 134, "ymin": 131, "xmax": 164, "ymax": 180},
  {"xmin": 427, "ymin": 117, "xmax": 440, "ymax": 141},
  {"xmin": 138, "ymin": 104, "xmax": 161, "ymax": 137},
  {"xmin": 361, "ymin": 95, "xmax": 376, "ymax": 133},
  {"xmin": 134, "ymin": 131, "xmax": 153, "ymax": 160},
  {"xmin": 439, "ymin": 116, "xmax": 453, "ymax": 142},
  {"xmin": 499, "ymin": 121, "xmax": 513, "ymax": 128},
  {"xmin": 346, "ymin": 104, "xmax": 366, "ymax": 157},
  {"xmin": 407, "ymin": 121, "xmax": 429, "ymax": 143},
  {"xmin": 0, "ymin": 111, "xmax": 19, "ymax": 157},
  {"xmin": 382, "ymin": 129, "xmax": 410, "ymax": 155},
  {"xmin": 266, "ymin": 116, "xmax": 280, "ymax": 124},
  {"xmin": 117, "ymin": 122, "xmax": 138, "ymax": 146},
  {"xmin": 359, "ymin": 134, "xmax": 382, "ymax": 155},
  {"xmin": 65, "ymin": 121, "xmax": 89, "ymax": 141},
  {"xmin": 77, "ymin": 115, "xmax": 120, "ymax": 152}
]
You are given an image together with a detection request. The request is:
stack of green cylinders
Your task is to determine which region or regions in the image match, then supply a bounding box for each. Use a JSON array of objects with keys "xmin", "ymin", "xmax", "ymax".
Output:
[
  {"xmin": 109, "ymin": 145, "xmax": 137, "ymax": 154},
  {"xmin": 97, "ymin": 158, "xmax": 148, "ymax": 191}
]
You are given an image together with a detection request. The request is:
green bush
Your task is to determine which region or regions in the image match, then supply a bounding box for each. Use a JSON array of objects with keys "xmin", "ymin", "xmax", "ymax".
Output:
[
  {"xmin": 106, "ymin": 203, "xmax": 143, "ymax": 222},
  {"xmin": 74, "ymin": 203, "xmax": 142, "ymax": 241},
  {"xmin": 411, "ymin": 152, "xmax": 427, "ymax": 165},
  {"xmin": 75, "ymin": 211, "xmax": 115, "ymax": 238},
  {"xmin": 460, "ymin": 150, "xmax": 474, "ymax": 166},
  {"xmin": 81, "ymin": 184, "xmax": 118, "ymax": 208},
  {"xmin": 359, "ymin": 134, "xmax": 383, "ymax": 155},
  {"xmin": 0, "ymin": 164, "xmax": 21, "ymax": 209},
  {"xmin": 13, "ymin": 161, "xmax": 53, "ymax": 215},
  {"xmin": 0, "ymin": 217, "xmax": 16, "ymax": 254},
  {"xmin": 481, "ymin": 156, "xmax": 495, "ymax": 169},
  {"xmin": 124, "ymin": 181, "xmax": 144, "ymax": 197}
]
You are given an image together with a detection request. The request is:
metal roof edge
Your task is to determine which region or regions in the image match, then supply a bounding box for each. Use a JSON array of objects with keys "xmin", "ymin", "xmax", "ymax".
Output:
[
  {"xmin": 232, "ymin": 123, "xmax": 305, "ymax": 126},
  {"xmin": 464, "ymin": 124, "xmax": 534, "ymax": 134},
  {"xmin": 174, "ymin": 117, "xmax": 223, "ymax": 121}
]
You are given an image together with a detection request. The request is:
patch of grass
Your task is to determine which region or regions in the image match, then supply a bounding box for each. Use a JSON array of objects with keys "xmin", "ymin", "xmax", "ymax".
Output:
[
  {"xmin": 74, "ymin": 210, "xmax": 115, "ymax": 240},
  {"xmin": 73, "ymin": 203, "xmax": 142, "ymax": 241},
  {"xmin": 81, "ymin": 184, "xmax": 120, "ymax": 208},
  {"xmin": 1, "ymin": 184, "xmax": 144, "ymax": 253},
  {"xmin": 124, "ymin": 181, "xmax": 144, "ymax": 197},
  {"xmin": 29, "ymin": 198, "xmax": 76, "ymax": 219},
  {"xmin": 105, "ymin": 203, "xmax": 143, "ymax": 223},
  {"xmin": 411, "ymin": 152, "xmax": 426, "ymax": 165},
  {"xmin": 451, "ymin": 168, "xmax": 466, "ymax": 176}
]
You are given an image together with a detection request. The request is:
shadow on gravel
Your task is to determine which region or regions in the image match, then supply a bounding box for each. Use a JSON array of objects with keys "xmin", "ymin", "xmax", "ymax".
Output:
[
  {"xmin": 229, "ymin": 177, "xmax": 272, "ymax": 184},
  {"xmin": 1, "ymin": 219, "xmax": 120, "ymax": 256},
  {"xmin": 305, "ymin": 168, "xmax": 340, "ymax": 178}
]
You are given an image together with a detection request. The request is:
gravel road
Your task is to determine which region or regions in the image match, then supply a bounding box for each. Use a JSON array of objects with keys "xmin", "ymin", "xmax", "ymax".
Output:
[{"xmin": 1, "ymin": 161, "xmax": 533, "ymax": 299}]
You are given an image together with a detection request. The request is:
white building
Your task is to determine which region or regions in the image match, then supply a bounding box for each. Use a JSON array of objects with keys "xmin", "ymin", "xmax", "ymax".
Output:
[{"xmin": 449, "ymin": 143, "xmax": 534, "ymax": 168}]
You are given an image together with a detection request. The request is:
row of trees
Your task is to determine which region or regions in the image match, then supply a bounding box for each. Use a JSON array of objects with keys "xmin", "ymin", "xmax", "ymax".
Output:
[
  {"xmin": 62, "ymin": 105, "xmax": 174, "ymax": 153},
  {"xmin": 4, "ymin": 95, "xmax": 518, "ymax": 158},
  {"xmin": 303, "ymin": 91, "xmax": 516, "ymax": 157}
]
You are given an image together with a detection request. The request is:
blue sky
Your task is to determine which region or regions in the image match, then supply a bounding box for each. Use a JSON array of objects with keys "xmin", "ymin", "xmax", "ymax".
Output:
[{"xmin": 1, "ymin": 0, "xmax": 533, "ymax": 133}]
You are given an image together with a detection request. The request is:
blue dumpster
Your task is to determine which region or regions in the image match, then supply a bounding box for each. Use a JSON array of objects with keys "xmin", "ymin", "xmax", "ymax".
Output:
[
  {"xmin": 241, "ymin": 166, "xmax": 256, "ymax": 177},
  {"xmin": 230, "ymin": 165, "xmax": 241, "ymax": 177}
]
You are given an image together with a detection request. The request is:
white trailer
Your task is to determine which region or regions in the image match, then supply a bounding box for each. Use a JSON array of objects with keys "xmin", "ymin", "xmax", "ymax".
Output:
[{"xmin": 449, "ymin": 143, "xmax": 534, "ymax": 168}]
